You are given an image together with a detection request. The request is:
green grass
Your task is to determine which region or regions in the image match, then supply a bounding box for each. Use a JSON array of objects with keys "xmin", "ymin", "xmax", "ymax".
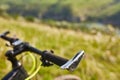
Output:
[{"xmin": 0, "ymin": 18, "xmax": 120, "ymax": 80}]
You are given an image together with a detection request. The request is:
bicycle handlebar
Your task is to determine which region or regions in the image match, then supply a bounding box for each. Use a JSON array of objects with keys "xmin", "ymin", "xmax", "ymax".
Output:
[{"xmin": 0, "ymin": 31, "xmax": 84, "ymax": 71}]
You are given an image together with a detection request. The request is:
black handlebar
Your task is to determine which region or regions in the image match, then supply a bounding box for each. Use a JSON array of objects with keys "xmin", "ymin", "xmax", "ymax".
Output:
[{"xmin": 0, "ymin": 31, "xmax": 84, "ymax": 72}]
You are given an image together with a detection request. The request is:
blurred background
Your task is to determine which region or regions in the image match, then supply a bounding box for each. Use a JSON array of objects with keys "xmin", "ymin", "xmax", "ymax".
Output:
[{"xmin": 0, "ymin": 0, "xmax": 120, "ymax": 80}]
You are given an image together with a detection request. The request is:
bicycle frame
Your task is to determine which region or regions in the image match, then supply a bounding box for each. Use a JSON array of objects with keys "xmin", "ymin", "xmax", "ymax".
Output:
[{"xmin": 2, "ymin": 50, "xmax": 28, "ymax": 80}]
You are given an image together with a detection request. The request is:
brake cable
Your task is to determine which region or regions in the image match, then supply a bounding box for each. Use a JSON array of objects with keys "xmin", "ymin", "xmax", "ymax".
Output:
[
  {"xmin": 27, "ymin": 52, "xmax": 36, "ymax": 75},
  {"xmin": 19, "ymin": 52, "xmax": 41, "ymax": 80},
  {"xmin": 25, "ymin": 62, "xmax": 41, "ymax": 80},
  {"xmin": 25, "ymin": 52, "xmax": 42, "ymax": 80}
]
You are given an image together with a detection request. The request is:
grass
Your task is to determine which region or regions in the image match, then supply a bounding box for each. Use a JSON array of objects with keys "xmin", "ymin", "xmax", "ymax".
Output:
[{"xmin": 0, "ymin": 17, "xmax": 120, "ymax": 80}]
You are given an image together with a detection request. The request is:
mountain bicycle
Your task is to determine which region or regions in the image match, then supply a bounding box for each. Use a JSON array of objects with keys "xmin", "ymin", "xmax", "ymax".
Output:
[{"xmin": 0, "ymin": 31, "xmax": 84, "ymax": 80}]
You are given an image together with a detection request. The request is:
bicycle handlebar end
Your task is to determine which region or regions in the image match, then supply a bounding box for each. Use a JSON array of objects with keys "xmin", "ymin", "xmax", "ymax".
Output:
[
  {"xmin": 60, "ymin": 50, "xmax": 84, "ymax": 71},
  {"xmin": 0, "ymin": 31, "xmax": 10, "ymax": 37}
]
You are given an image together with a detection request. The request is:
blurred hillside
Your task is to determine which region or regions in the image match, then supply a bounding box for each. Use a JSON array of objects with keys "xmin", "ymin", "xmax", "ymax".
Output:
[
  {"xmin": 0, "ymin": 0, "xmax": 120, "ymax": 27},
  {"xmin": 0, "ymin": 17, "xmax": 120, "ymax": 80}
]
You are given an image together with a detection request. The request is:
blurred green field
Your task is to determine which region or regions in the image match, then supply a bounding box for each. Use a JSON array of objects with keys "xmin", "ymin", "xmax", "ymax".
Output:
[{"xmin": 0, "ymin": 18, "xmax": 120, "ymax": 80}]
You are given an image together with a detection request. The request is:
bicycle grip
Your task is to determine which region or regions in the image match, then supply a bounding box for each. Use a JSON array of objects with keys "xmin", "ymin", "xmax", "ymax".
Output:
[{"xmin": 42, "ymin": 51, "xmax": 68, "ymax": 66}]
